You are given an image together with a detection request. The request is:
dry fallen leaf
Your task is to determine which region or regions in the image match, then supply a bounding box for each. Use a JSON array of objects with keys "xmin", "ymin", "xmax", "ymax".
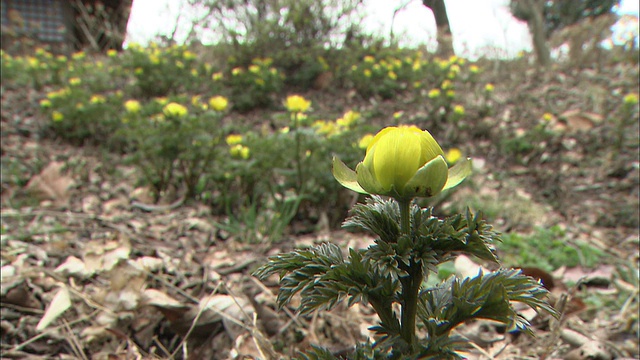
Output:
[
  {"xmin": 24, "ymin": 161, "xmax": 74, "ymax": 205},
  {"xmin": 36, "ymin": 285, "xmax": 71, "ymax": 331}
]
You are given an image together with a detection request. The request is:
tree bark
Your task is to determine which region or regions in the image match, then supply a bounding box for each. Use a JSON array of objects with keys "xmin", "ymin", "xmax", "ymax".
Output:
[
  {"xmin": 511, "ymin": 0, "xmax": 551, "ymax": 67},
  {"xmin": 423, "ymin": 0, "xmax": 454, "ymax": 57}
]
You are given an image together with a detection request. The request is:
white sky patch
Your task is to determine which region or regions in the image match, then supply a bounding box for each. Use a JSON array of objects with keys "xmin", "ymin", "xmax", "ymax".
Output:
[{"xmin": 125, "ymin": 0, "xmax": 639, "ymax": 59}]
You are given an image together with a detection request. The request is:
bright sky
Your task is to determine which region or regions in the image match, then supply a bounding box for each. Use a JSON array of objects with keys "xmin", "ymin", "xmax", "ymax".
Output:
[{"xmin": 126, "ymin": 0, "xmax": 640, "ymax": 59}]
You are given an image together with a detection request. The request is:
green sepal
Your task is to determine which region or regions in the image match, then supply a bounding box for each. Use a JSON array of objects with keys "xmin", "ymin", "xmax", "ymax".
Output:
[
  {"xmin": 332, "ymin": 157, "xmax": 368, "ymax": 194},
  {"xmin": 443, "ymin": 157, "xmax": 472, "ymax": 191},
  {"xmin": 355, "ymin": 161, "xmax": 386, "ymax": 195},
  {"xmin": 402, "ymin": 155, "xmax": 448, "ymax": 198}
]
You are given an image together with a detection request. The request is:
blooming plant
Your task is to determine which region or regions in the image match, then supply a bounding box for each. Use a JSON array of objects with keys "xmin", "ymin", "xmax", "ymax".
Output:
[
  {"xmin": 255, "ymin": 125, "xmax": 557, "ymax": 358},
  {"xmin": 119, "ymin": 96, "xmax": 228, "ymax": 200},
  {"xmin": 226, "ymin": 57, "xmax": 284, "ymax": 111}
]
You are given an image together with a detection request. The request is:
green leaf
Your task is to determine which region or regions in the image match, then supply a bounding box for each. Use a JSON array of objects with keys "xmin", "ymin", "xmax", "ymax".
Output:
[
  {"xmin": 343, "ymin": 196, "xmax": 401, "ymax": 244},
  {"xmin": 442, "ymin": 157, "xmax": 472, "ymax": 191},
  {"xmin": 332, "ymin": 157, "xmax": 368, "ymax": 194}
]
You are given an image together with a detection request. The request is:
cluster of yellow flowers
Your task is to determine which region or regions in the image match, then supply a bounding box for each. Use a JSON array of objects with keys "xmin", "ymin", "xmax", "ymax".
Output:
[
  {"xmin": 313, "ymin": 110, "xmax": 360, "ymax": 137},
  {"xmin": 226, "ymin": 134, "xmax": 250, "ymax": 159}
]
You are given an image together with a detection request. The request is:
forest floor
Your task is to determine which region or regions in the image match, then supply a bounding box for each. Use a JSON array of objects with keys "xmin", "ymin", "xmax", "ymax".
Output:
[{"xmin": 1, "ymin": 53, "xmax": 639, "ymax": 359}]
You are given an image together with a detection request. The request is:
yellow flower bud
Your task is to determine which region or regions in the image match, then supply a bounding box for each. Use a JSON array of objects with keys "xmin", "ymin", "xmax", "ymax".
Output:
[
  {"xmin": 453, "ymin": 105, "xmax": 465, "ymax": 115},
  {"xmin": 485, "ymin": 83, "xmax": 494, "ymax": 92},
  {"xmin": 333, "ymin": 126, "xmax": 471, "ymax": 200}
]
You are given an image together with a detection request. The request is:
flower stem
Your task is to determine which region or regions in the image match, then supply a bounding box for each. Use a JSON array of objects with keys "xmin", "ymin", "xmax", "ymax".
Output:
[
  {"xmin": 397, "ymin": 199, "xmax": 421, "ymax": 351},
  {"xmin": 293, "ymin": 112, "xmax": 304, "ymax": 195}
]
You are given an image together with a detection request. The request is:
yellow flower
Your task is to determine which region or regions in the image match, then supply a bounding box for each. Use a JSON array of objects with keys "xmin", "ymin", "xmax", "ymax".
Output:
[
  {"xmin": 358, "ymin": 133, "xmax": 374, "ymax": 149},
  {"xmin": 175, "ymin": 61, "xmax": 184, "ymax": 68},
  {"xmin": 623, "ymin": 93, "xmax": 639, "ymax": 105},
  {"xmin": 212, "ymin": 72, "xmax": 223, "ymax": 81},
  {"xmin": 280, "ymin": 126, "xmax": 290, "ymax": 134},
  {"xmin": 542, "ymin": 112, "xmax": 554, "ymax": 122},
  {"xmin": 72, "ymin": 51, "xmax": 85, "ymax": 60},
  {"xmin": 232, "ymin": 67, "xmax": 243, "ymax": 76},
  {"xmin": 230, "ymin": 144, "xmax": 250, "ymax": 159},
  {"xmin": 313, "ymin": 120, "xmax": 336, "ymax": 136},
  {"xmin": 428, "ymin": 89, "xmax": 441, "ymax": 98},
  {"xmin": 351, "ymin": 65, "xmax": 358, "ymax": 72},
  {"xmin": 191, "ymin": 69, "xmax": 198, "ymax": 77},
  {"xmin": 388, "ymin": 71, "xmax": 397, "ymax": 80},
  {"xmin": 336, "ymin": 110, "xmax": 360, "ymax": 128},
  {"xmin": 162, "ymin": 102, "xmax": 188, "ymax": 118},
  {"xmin": 453, "ymin": 105, "xmax": 465, "ymax": 115},
  {"xmin": 446, "ymin": 148, "xmax": 462, "ymax": 164},
  {"xmin": 56, "ymin": 55, "xmax": 67, "ymax": 62},
  {"xmin": 155, "ymin": 97, "xmax": 168, "ymax": 105},
  {"xmin": 363, "ymin": 69, "xmax": 372, "ymax": 77},
  {"xmin": 249, "ymin": 65, "xmax": 260, "ymax": 73},
  {"xmin": 364, "ymin": 55, "xmax": 375, "ymax": 63},
  {"xmin": 90, "ymin": 95, "xmax": 106, "ymax": 104},
  {"xmin": 485, "ymin": 83, "xmax": 494, "ymax": 92},
  {"xmin": 27, "ymin": 57, "xmax": 39, "ymax": 68},
  {"xmin": 124, "ymin": 100, "xmax": 141, "ymax": 113},
  {"xmin": 209, "ymin": 96, "xmax": 229, "ymax": 111},
  {"xmin": 69, "ymin": 77, "xmax": 81, "ymax": 86},
  {"xmin": 446, "ymin": 90, "xmax": 455, "ymax": 98},
  {"xmin": 183, "ymin": 50, "xmax": 196, "ymax": 60},
  {"xmin": 134, "ymin": 67, "xmax": 143, "ymax": 75},
  {"xmin": 52, "ymin": 111, "xmax": 64, "ymax": 122},
  {"xmin": 39, "ymin": 99, "xmax": 51, "ymax": 108},
  {"xmin": 226, "ymin": 134, "xmax": 243, "ymax": 146},
  {"xmin": 107, "ymin": 49, "xmax": 118, "ymax": 57},
  {"xmin": 469, "ymin": 65, "xmax": 479, "ymax": 74},
  {"xmin": 441, "ymin": 80, "xmax": 452, "ymax": 90},
  {"xmin": 333, "ymin": 125, "xmax": 471, "ymax": 199},
  {"xmin": 285, "ymin": 95, "xmax": 311, "ymax": 113},
  {"xmin": 393, "ymin": 111, "xmax": 404, "ymax": 119},
  {"xmin": 255, "ymin": 78, "xmax": 265, "ymax": 86}
]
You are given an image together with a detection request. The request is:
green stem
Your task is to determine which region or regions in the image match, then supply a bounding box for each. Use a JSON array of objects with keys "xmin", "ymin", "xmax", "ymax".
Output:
[
  {"xmin": 293, "ymin": 112, "xmax": 304, "ymax": 195},
  {"xmin": 397, "ymin": 199, "xmax": 422, "ymax": 351}
]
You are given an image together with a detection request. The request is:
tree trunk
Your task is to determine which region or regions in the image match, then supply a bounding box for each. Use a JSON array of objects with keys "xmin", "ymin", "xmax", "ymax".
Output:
[
  {"xmin": 423, "ymin": 0, "xmax": 454, "ymax": 57},
  {"xmin": 512, "ymin": 0, "xmax": 551, "ymax": 67}
]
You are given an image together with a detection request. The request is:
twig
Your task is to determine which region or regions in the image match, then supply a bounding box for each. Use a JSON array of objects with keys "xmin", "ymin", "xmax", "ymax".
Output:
[
  {"xmin": 63, "ymin": 319, "xmax": 88, "ymax": 360},
  {"xmin": 169, "ymin": 282, "xmax": 222, "ymax": 359},
  {"xmin": 7, "ymin": 311, "xmax": 98, "ymax": 353}
]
